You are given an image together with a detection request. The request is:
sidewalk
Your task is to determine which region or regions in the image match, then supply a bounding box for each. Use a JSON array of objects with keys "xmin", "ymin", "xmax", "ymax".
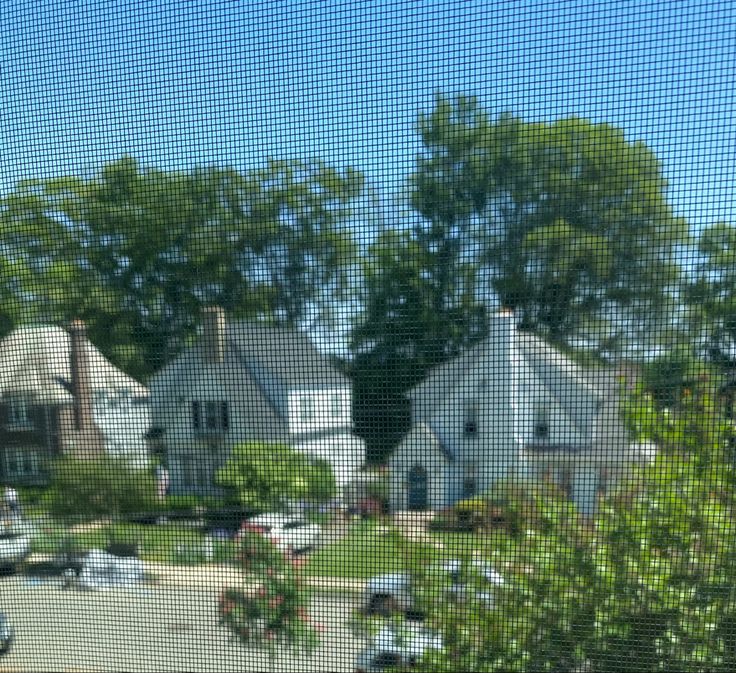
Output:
[{"xmin": 26, "ymin": 553, "xmax": 366, "ymax": 595}]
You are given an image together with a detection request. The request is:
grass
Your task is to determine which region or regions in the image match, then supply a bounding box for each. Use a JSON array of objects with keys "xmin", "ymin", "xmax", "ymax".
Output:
[
  {"xmin": 305, "ymin": 519, "xmax": 440, "ymax": 579},
  {"xmin": 31, "ymin": 520, "xmax": 237, "ymax": 565}
]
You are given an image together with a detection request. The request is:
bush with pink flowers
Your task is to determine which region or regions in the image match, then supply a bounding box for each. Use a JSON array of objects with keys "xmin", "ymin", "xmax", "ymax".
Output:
[{"xmin": 218, "ymin": 526, "xmax": 322, "ymax": 665}]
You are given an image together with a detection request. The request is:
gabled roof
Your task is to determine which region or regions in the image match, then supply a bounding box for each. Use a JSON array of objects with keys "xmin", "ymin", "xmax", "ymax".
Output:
[
  {"xmin": 0, "ymin": 326, "xmax": 148, "ymax": 404},
  {"xmin": 401, "ymin": 421, "xmax": 454, "ymax": 461},
  {"xmin": 226, "ymin": 323, "xmax": 350, "ymax": 390},
  {"xmin": 408, "ymin": 322, "xmax": 616, "ymax": 434}
]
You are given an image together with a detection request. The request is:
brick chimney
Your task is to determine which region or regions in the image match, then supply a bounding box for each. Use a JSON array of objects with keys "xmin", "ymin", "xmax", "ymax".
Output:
[
  {"xmin": 68, "ymin": 319, "xmax": 104, "ymax": 457},
  {"xmin": 201, "ymin": 306, "xmax": 226, "ymax": 364}
]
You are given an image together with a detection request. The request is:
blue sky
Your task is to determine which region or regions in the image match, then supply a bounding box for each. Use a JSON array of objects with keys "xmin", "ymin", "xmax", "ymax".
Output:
[{"xmin": 1, "ymin": 0, "xmax": 734, "ymax": 234}]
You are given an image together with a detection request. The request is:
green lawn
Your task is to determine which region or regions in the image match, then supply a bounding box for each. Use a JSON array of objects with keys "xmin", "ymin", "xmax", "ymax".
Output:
[
  {"xmin": 305, "ymin": 520, "xmax": 440, "ymax": 579},
  {"xmin": 31, "ymin": 520, "xmax": 237, "ymax": 565}
]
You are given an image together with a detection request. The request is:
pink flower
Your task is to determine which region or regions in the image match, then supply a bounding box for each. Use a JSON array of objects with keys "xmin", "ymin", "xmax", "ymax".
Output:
[
  {"xmin": 315, "ymin": 622, "xmax": 325, "ymax": 634},
  {"xmin": 268, "ymin": 595, "xmax": 284, "ymax": 609},
  {"xmin": 257, "ymin": 587, "xmax": 267, "ymax": 598},
  {"xmin": 291, "ymin": 556, "xmax": 306, "ymax": 569},
  {"xmin": 265, "ymin": 630, "xmax": 275, "ymax": 641}
]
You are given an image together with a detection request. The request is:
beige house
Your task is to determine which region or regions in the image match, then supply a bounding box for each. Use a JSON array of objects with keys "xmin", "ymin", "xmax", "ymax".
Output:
[
  {"xmin": 148, "ymin": 307, "xmax": 365, "ymax": 496},
  {"xmin": 0, "ymin": 321, "xmax": 150, "ymax": 483},
  {"xmin": 389, "ymin": 311, "xmax": 655, "ymax": 517}
]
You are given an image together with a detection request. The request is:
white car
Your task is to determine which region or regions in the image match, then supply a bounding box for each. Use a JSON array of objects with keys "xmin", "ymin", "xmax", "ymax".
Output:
[
  {"xmin": 364, "ymin": 559, "xmax": 504, "ymax": 616},
  {"xmin": 244, "ymin": 514, "xmax": 321, "ymax": 554},
  {"xmin": 0, "ymin": 519, "xmax": 32, "ymax": 571},
  {"xmin": 355, "ymin": 623, "xmax": 443, "ymax": 672}
]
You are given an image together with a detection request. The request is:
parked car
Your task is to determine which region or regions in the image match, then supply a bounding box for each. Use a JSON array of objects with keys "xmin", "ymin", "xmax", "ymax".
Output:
[
  {"xmin": 355, "ymin": 623, "xmax": 442, "ymax": 672},
  {"xmin": 243, "ymin": 514, "xmax": 321, "ymax": 554},
  {"xmin": 0, "ymin": 519, "xmax": 31, "ymax": 572},
  {"xmin": 0, "ymin": 612, "xmax": 13, "ymax": 655},
  {"xmin": 363, "ymin": 559, "xmax": 504, "ymax": 617}
]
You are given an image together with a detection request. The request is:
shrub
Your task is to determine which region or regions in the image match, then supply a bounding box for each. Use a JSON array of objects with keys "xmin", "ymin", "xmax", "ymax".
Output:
[
  {"xmin": 44, "ymin": 455, "xmax": 157, "ymax": 523},
  {"xmin": 215, "ymin": 442, "xmax": 336, "ymax": 513}
]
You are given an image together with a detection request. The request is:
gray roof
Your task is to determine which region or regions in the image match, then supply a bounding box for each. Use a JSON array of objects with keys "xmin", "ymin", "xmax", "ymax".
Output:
[
  {"xmin": 225, "ymin": 323, "xmax": 350, "ymax": 389},
  {"xmin": 399, "ymin": 421, "xmax": 454, "ymax": 461},
  {"xmin": 0, "ymin": 326, "xmax": 148, "ymax": 404},
  {"xmin": 409, "ymin": 328, "xmax": 617, "ymax": 432}
]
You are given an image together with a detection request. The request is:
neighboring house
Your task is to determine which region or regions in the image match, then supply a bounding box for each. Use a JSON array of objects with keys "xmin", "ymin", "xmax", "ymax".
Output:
[
  {"xmin": 0, "ymin": 320, "xmax": 151, "ymax": 484},
  {"xmin": 147, "ymin": 307, "xmax": 365, "ymax": 496},
  {"xmin": 388, "ymin": 310, "xmax": 655, "ymax": 517}
]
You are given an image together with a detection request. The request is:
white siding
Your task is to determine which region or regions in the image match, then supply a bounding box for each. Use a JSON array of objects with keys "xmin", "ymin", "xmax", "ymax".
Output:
[
  {"xmin": 93, "ymin": 392, "xmax": 150, "ymax": 469},
  {"xmin": 288, "ymin": 388, "xmax": 351, "ymax": 436}
]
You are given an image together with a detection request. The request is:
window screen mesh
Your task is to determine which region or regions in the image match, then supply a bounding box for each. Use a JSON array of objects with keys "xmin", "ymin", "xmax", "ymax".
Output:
[{"xmin": 0, "ymin": 0, "xmax": 734, "ymax": 671}]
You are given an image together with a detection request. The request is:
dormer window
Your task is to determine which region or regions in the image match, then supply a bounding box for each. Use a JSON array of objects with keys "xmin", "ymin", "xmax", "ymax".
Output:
[
  {"xmin": 534, "ymin": 404, "xmax": 550, "ymax": 440},
  {"xmin": 192, "ymin": 400, "xmax": 229, "ymax": 433},
  {"xmin": 464, "ymin": 400, "xmax": 478, "ymax": 437},
  {"xmin": 300, "ymin": 396, "xmax": 314, "ymax": 421},
  {"xmin": 6, "ymin": 395, "xmax": 32, "ymax": 429}
]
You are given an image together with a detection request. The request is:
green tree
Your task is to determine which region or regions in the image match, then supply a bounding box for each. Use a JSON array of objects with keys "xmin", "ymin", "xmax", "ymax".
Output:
[
  {"xmin": 350, "ymin": 228, "xmax": 486, "ymax": 462},
  {"xmin": 411, "ymin": 380, "xmax": 736, "ymax": 671},
  {"xmin": 215, "ymin": 442, "xmax": 336, "ymax": 513},
  {"xmin": 688, "ymin": 222, "xmax": 736, "ymax": 371},
  {"xmin": 410, "ymin": 95, "xmax": 687, "ymax": 353},
  {"xmin": 45, "ymin": 454, "xmax": 157, "ymax": 523},
  {"xmin": 0, "ymin": 157, "xmax": 362, "ymax": 380}
]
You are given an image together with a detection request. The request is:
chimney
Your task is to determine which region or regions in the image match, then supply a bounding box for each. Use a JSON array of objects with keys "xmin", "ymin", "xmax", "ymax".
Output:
[
  {"xmin": 202, "ymin": 306, "xmax": 226, "ymax": 364},
  {"xmin": 68, "ymin": 319, "xmax": 104, "ymax": 456},
  {"xmin": 491, "ymin": 308, "xmax": 516, "ymax": 353},
  {"xmin": 69, "ymin": 319, "xmax": 93, "ymax": 432}
]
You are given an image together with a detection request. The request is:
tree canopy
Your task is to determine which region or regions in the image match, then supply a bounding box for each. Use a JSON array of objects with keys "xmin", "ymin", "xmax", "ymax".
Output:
[
  {"xmin": 0, "ymin": 157, "xmax": 363, "ymax": 380},
  {"xmin": 409, "ymin": 95, "xmax": 687, "ymax": 353}
]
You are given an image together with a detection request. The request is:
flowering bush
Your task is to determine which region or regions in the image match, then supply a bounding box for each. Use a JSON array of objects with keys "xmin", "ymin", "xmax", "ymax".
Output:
[{"xmin": 218, "ymin": 526, "xmax": 322, "ymax": 662}]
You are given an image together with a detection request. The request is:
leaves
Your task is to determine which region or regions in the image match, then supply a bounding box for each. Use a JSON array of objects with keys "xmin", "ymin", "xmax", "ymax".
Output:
[{"xmin": 215, "ymin": 442, "xmax": 336, "ymax": 512}]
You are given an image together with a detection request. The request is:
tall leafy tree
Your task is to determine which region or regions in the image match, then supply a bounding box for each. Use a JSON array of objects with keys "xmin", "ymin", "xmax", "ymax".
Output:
[
  {"xmin": 411, "ymin": 95, "xmax": 687, "ymax": 353},
  {"xmin": 350, "ymin": 228, "xmax": 486, "ymax": 462},
  {"xmin": 688, "ymin": 221, "xmax": 736, "ymax": 371},
  {"xmin": 0, "ymin": 157, "xmax": 362, "ymax": 380}
]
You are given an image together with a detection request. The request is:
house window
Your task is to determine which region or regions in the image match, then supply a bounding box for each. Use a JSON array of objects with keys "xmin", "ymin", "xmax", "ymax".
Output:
[
  {"xmin": 330, "ymin": 394, "xmax": 343, "ymax": 418},
  {"xmin": 300, "ymin": 396, "xmax": 314, "ymax": 421},
  {"xmin": 6, "ymin": 395, "xmax": 32, "ymax": 428},
  {"xmin": 5, "ymin": 449, "xmax": 40, "ymax": 478},
  {"xmin": 464, "ymin": 400, "xmax": 478, "ymax": 436},
  {"xmin": 192, "ymin": 400, "xmax": 229, "ymax": 432},
  {"xmin": 534, "ymin": 404, "xmax": 550, "ymax": 440},
  {"xmin": 462, "ymin": 462, "xmax": 477, "ymax": 498}
]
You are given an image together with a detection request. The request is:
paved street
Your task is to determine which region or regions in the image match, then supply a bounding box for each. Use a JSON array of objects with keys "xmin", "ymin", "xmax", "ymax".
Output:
[{"xmin": 0, "ymin": 576, "xmax": 363, "ymax": 672}]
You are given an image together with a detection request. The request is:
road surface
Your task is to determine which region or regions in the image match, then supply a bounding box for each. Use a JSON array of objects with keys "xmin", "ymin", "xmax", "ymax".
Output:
[{"xmin": 0, "ymin": 576, "xmax": 363, "ymax": 672}]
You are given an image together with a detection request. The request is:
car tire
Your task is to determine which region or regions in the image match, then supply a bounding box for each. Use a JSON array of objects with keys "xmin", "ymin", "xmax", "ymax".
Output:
[{"xmin": 368, "ymin": 594, "xmax": 398, "ymax": 617}]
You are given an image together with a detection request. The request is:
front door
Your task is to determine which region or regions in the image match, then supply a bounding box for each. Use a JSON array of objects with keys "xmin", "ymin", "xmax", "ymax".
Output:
[{"xmin": 407, "ymin": 465, "xmax": 428, "ymax": 511}]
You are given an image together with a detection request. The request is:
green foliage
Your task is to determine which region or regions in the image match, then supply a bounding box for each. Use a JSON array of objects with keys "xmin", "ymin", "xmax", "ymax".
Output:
[
  {"xmin": 409, "ymin": 95, "xmax": 687, "ymax": 353},
  {"xmin": 0, "ymin": 157, "xmax": 362, "ymax": 380},
  {"xmin": 412, "ymin": 380, "xmax": 736, "ymax": 671},
  {"xmin": 640, "ymin": 349, "xmax": 712, "ymax": 409},
  {"xmin": 44, "ymin": 454, "xmax": 157, "ymax": 522},
  {"xmin": 215, "ymin": 442, "xmax": 336, "ymax": 513},
  {"xmin": 218, "ymin": 527, "xmax": 320, "ymax": 661}
]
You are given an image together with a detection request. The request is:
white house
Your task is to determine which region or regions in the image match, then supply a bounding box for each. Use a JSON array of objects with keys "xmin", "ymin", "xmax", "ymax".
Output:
[
  {"xmin": 388, "ymin": 310, "xmax": 655, "ymax": 517},
  {"xmin": 0, "ymin": 322, "xmax": 150, "ymax": 483},
  {"xmin": 148, "ymin": 307, "xmax": 366, "ymax": 496}
]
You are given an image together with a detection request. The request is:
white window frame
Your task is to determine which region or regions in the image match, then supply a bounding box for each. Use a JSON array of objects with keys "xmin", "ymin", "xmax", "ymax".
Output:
[
  {"xmin": 330, "ymin": 393, "xmax": 343, "ymax": 418},
  {"xmin": 5, "ymin": 448, "xmax": 40, "ymax": 478},
  {"xmin": 300, "ymin": 395, "xmax": 314, "ymax": 421},
  {"xmin": 464, "ymin": 400, "xmax": 478, "ymax": 436},
  {"xmin": 6, "ymin": 395, "xmax": 32, "ymax": 428}
]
